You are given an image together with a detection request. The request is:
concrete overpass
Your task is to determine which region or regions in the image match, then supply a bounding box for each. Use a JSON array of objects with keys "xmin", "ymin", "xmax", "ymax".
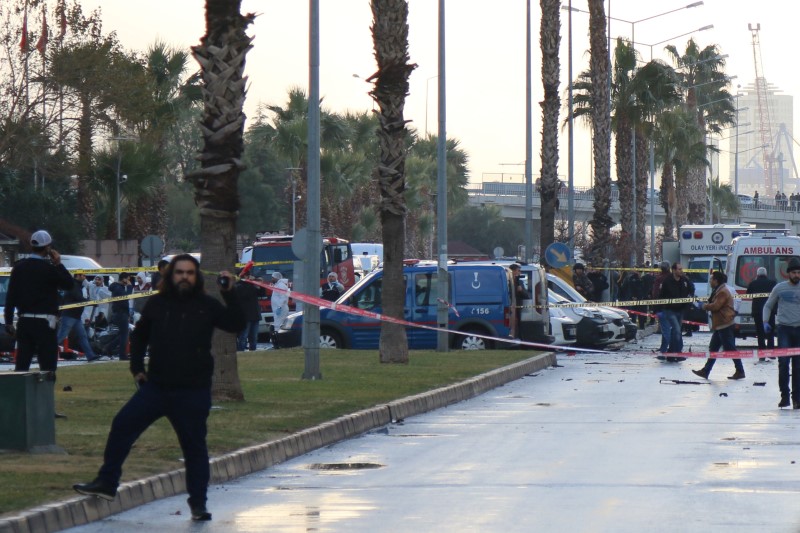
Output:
[{"xmin": 467, "ymin": 184, "xmax": 800, "ymax": 236}]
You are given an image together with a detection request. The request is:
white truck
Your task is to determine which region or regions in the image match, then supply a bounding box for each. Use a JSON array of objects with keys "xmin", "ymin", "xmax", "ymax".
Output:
[{"xmin": 662, "ymin": 224, "xmax": 754, "ymax": 299}]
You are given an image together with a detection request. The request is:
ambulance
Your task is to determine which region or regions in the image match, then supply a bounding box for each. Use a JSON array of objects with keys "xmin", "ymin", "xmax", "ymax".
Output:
[
  {"xmin": 725, "ymin": 229, "xmax": 800, "ymax": 338},
  {"xmin": 662, "ymin": 224, "xmax": 754, "ymax": 298}
]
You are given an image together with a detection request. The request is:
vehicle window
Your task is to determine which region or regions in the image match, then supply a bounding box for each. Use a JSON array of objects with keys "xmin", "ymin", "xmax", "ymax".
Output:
[
  {"xmin": 0, "ymin": 276, "xmax": 7, "ymax": 307},
  {"xmin": 354, "ymin": 278, "xmax": 382, "ymax": 310},
  {"xmin": 415, "ymin": 273, "xmax": 437, "ymax": 306},
  {"xmin": 735, "ymin": 255, "xmax": 798, "ymax": 287},
  {"xmin": 688, "ymin": 259, "xmax": 726, "ymax": 284}
]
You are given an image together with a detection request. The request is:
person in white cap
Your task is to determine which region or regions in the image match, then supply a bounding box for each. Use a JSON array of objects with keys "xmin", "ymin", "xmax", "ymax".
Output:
[
  {"xmin": 270, "ymin": 272, "xmax": 290, "ymax": 348},
  {"xmin": 4, "ymin": 230, "xmax": 74, "ymax": 372}
]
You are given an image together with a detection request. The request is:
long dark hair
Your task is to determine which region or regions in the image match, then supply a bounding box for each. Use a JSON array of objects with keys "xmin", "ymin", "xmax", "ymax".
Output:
[{"xmin": 160, "ymin": 254, "xmax": 204, "ymax": 296}]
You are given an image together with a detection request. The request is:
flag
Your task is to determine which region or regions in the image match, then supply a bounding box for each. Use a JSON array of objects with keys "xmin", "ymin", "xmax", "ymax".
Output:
[
  {"xmin": 58, "ymin": 0, "xmax": 67, "ymax": 41},
  {"xmin": 19, "ymin": 7, "xmax": 28, "ymax": 53},
  {"xmin": 35, "ymin": 8, "xmax": 47, "ymax": 56}
]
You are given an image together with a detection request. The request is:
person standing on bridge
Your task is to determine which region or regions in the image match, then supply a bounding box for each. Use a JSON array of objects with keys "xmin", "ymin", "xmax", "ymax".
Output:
[
  {"xmin": 692, "ymin": 271, "xmax": 745, "ymax": 381},
  {"xmin": 763, "ymin": 258, "xmax": 800, "ymax": 409}
]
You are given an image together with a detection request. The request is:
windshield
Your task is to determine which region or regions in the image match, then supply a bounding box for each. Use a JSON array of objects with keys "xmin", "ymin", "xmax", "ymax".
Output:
[
  {"xmin": 687, "ymin": 259, "xmax": 726, "ymax": 284},
  {"xmin": 0, "ymin": 276, "xmax": 7, "ymax": 307},
  {"xmin": 548, "ymin": 275, "xmax": 587, "ymax": 303},
  {"xmin": 251, "ymin": 245, "xmax": 298, "ymax": 281}
]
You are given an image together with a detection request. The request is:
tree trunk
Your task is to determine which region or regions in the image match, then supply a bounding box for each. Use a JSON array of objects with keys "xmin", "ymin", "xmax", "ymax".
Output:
[
  {"xmin": 538, "ymin": 0, "xmax": 560, "ymax": 257},
  {"xmin": 687, "ymin": 164, "xmax": 706, "ymax": 224},
  {"xmin": 616, "ymin": 124, "xmax": 633, "ymax": 246},
  {"xmin": 77, "ymin": 94, "xmax": 95, "ymax": 236},
  {"xmin": 371, "ymin": 0, "xmax": 414, "ymax": 364},
  {"xmin": 675, "ymin": 168, "xmax": 690, "ymax": 228},
  {"xmin": 587, "ymin": 0, "xmax": 612, "ymax": 261},
  {"xmin": 189, "ymin": 0, "xmax": 254, "ymax": 400},
  {"xmin": 660, "ymin": 162, "xmax": 675, "ymax": 240},
  {"xmin": 635, "ymin": 131, "xmax": 648, "ymax": 265}
]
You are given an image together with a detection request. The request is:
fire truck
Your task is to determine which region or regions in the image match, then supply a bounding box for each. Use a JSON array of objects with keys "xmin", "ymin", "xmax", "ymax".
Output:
[{"xmin": 240, "ymin": 233, "xmax": 356, "ymax": 334}]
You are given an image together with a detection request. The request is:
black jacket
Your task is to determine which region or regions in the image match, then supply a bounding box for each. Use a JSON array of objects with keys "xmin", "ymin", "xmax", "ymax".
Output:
[
  {"xmin": 60, "ymin": 278, "xmax": 89, "ymax": 319},
  {"xmin": 130, "ymin": 289, "xmax": 245, "ymax": 389},
  {"xmin": 747, "ymin": 275, "xmax": 777, "ymax": 318},
  {"xmin": 658, "ymin": 274, "xmax": 694, "ymax": 312},
  {"xmin": 5, "ymin": 257, "xmax": 73, "ymax": 323},
  {"xmin": 235, "ymin": 280, "xmax": 264, "ymax": 322}
]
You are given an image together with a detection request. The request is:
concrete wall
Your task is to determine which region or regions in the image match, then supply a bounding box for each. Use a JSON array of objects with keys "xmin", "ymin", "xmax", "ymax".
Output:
[{"xmin": 79, "ymin": 240, "xmax": 140, "ymax": 269}]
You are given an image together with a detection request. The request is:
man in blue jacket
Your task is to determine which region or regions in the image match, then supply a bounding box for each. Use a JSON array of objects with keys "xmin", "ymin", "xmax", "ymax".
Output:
[{"xmin": 73, "ymin": 254, "xmax": 245, "ymax": 521}]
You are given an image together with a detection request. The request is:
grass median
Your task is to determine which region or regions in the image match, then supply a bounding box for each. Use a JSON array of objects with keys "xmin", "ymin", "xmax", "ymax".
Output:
[{"xmin": 0, "ymin": 348, "xmax": 537, "ymax": 516}]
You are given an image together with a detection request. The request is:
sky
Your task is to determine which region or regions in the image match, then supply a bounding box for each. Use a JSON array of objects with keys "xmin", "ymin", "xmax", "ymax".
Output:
[{"xmin": 74, "ymin": 0, "xmax": 797, "ymax": 190}]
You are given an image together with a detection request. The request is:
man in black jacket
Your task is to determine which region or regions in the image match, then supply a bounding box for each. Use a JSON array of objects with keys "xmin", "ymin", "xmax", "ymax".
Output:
[
  {"xmin": 4, "ymin": 230, "xmax": 74, "ymax": 372},
  {"xmin": 56, "ymin": 273, "xmax": 103, "ymax": 361},
  {"xmin": 235, "ymin": 272, "xmax": 264, "ymax": 351},
  {"xmin": 73, "ymin": 254, "xmax": 245, "ymax": 522},
  {"xmin": 748, "ymin": 266, "xmax": 777, "ymax": 360},
  {"xmin": 657, "ymin": 262, "xmax": 693, "ymax": 362}
]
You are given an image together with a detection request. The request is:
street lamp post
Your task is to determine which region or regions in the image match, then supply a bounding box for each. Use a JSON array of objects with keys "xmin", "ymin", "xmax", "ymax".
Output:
[
  {"xmin": 564, "ymin": 1, "xmax": 706, "ymax": 265},
  {"xmin": 109, "ymin": 136, "xmax": 136, "ymax": 240}
]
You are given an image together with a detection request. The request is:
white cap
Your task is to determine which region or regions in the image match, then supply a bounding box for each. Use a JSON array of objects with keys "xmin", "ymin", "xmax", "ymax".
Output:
[
  {"xmin": 272, "ymin": 271, "xmax": 282, "ymax": 280},
  {"xmin": 30, "ymin": 230, "xmax": 52, "ymax": 247},
  {"xmin": 757, "ymin": 267, "xmax": 767, "ymax": 276}
]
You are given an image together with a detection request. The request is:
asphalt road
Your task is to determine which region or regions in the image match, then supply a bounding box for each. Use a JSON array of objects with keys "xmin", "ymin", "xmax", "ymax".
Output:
[{"xmin": 61, "ymin": 330, "xmax": 800, "ymax": 533}]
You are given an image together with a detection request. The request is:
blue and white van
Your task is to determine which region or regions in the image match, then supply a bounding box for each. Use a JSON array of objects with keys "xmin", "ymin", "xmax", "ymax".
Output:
[{"xmin": 275, "ymin": 261, "xmax": 518, "ymax": 350}]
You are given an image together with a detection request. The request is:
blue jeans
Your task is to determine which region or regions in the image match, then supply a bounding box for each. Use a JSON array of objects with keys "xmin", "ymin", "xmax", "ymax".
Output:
[
  {"xmin": 57, "ymin": 315, "xmax": 97, "ymax": 360},
  {"xmin": 701, "ymin": 325, "xmax": 743, "ymax": 374},
  {"xmin": 777, "ymin": 325, "xmax": 800, "ymax": 399},
  {"xmin": 237, "ymin": 320, "xmax": 260, "ymax": 351},
  {"xmin": 659, "ymin": 310, "xmax": 683, "ymax": 354},
  {"xmin": 97, "ymin": 381, "xmax": 212, "ymax": 508},
  {"xmin": 110, "ymin": 310, "xmax": 130, "ymax": 359}
]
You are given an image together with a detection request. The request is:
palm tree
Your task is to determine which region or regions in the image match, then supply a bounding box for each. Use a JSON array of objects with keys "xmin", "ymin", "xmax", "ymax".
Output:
[
  {"xmin": 587, "ymin": 0, "xmax": 612, "ymax": 262},
  {"xmin": 539, "ymin": 0, "xmax": 560, "ymax": 258},
  {"xmin": 665, "ymin": 39, "xmax": 735, "ymax": 224},
  {"xmin": 370, "ymin": 0, "xmax": 415, "ymax": 363},
  {"xmin": 188, "ymin": 0, "xmax": 254, "ymax": 400},
  {"xmin": 708, "ymin": 176, "xmax": 741, "ymax": 222}
]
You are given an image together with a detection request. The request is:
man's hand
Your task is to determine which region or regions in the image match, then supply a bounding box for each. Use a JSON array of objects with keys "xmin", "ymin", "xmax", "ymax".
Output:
[
  {"xmin": 134, "ymin": 373, "xmax": 147, "ymax": 385},
  {"xmin": 48, "ymin": 248, "xmax": 61, "ymax": 265},
  {"xmin": 764, "ymin": 323, "xmax": 772, "ymax": 335},
  {"xmin": 218, "ymin": 270, "xmax": 235, "ymax": 292},
  {"xmin": 4, "ymin": 323, "xmax": 15, "ymax": 338}
]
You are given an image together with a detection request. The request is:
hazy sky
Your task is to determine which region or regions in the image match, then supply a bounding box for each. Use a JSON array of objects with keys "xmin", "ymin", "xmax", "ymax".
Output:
[{"xmin": 76, "ymin": 0, "xmax": 796, "ymax": 189}]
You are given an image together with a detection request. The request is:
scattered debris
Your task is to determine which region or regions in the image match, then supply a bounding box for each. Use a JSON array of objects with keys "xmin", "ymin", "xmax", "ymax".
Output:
[
  {"xmin": 719, "ymin": 393, "xmax": 728, "ymax": 397},
  {"xmin": 659, "ymin": 378, "xmax": 709, "ymax": 385},
  {"xmin": 753, "ymin": 382, "xmax": 766, "ymax": 386},
  {"xmin": 62, "ymin": 385, "xmax": 72, "ymax": 392}
]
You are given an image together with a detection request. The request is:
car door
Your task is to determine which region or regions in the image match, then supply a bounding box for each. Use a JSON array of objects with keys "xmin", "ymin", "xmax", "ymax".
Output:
[{"xmin": 408, "ymin": 271, "xmax": 438, "ymax": 348}]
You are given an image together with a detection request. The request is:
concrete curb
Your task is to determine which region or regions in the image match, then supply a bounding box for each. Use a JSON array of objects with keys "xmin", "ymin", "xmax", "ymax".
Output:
[{"xmin": 0, "ymin": 352, "xmax": 556, "ymax": 533}]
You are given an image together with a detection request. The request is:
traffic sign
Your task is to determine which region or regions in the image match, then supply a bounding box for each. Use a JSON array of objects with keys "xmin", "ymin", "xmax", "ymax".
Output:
[{"xmin": 545, "ymin": 242, "xmax": 572, "ymax": 268}]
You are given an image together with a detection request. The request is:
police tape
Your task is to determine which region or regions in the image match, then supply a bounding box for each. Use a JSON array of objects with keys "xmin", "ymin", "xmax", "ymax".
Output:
[
  {"xmin": 234, "ymin": 260, "xmax": 293, "ymax": 268},
  {"xmin": 242, "ymin": 277, "xmax": 611, "ymax": 354},
  {"xmin": 540, "ymin": 293, "xmax": 772, "ymax": 309},
  {"xmin": 585, "ymin": 266, "xmax": 712, "ymax": 273},
  {"xmin": 58, "ymin": 291, "xmax": 154, "ymax": 311}
]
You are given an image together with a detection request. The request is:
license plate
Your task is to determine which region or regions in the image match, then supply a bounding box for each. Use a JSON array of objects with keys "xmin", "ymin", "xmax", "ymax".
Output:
[{"xmin": 739, "ymin": 316, "xmax": 753, "ymax": 324}]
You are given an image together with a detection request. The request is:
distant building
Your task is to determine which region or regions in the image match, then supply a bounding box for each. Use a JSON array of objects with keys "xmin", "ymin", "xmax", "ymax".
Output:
[{"xmin": 728, "ymin": 82, "xmax": 796, "ymax": 198}]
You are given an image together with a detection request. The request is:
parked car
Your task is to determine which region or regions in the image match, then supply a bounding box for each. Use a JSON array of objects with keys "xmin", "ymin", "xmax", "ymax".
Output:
[
  {"xmin": 547, "ymin": 291, "xmax": 615, "ymax": 347},
  {"xmin": 546, "ymin": 273, "xmax": 636, "ymax": 343},
  {"xmin": 277, "ymin": 261, "xmax": 528, "ymax": 350}
]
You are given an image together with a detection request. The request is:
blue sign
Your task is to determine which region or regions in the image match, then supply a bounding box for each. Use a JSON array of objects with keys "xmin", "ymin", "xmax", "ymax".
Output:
[{"xmin": 545, "ymin": 242, "xmax": 572, "ymax": 268}]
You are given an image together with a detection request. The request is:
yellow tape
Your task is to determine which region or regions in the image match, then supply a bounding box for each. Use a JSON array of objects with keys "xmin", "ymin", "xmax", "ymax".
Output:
[
  {"xmin": 58, "ymin": 291, "xmax": 154, "ymax": 310},
  {"xmin": 233, "ymin": 260, "xmax": 293, "ymax": 268},
  {"xmin": 587, "ymin": 266, "xmax": 712, "ymax": 273}
]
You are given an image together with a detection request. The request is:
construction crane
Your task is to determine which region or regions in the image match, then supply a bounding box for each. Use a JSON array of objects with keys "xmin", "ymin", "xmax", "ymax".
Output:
[{"xmin": 748, "ymin": 23, "xmax": 776, "ymax": 196}]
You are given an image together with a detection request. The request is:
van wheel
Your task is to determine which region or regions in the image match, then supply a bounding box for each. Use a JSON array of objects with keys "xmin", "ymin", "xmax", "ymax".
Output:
[
  {"xmin": 319, "ymin": 329, "xmax": 343, "ymax": 349},
  {"xmin": 455, "ymin": 328, "xmax": 493, "ymax": 350}
]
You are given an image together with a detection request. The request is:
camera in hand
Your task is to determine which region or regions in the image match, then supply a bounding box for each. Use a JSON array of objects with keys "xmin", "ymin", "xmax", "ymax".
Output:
[{"xmin": 217, "ymin": 275, "xmax": 230, "ymax": 289}]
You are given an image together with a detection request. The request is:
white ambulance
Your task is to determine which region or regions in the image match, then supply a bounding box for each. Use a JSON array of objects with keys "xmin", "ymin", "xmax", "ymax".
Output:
[{"xmin": 725, "ymin": 229, "xmax": 800, "ymax": 338}]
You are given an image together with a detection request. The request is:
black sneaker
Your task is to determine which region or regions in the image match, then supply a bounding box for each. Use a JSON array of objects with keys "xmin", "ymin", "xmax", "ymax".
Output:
[
  {"xmin": 73, "ymin": 478, "xmax": 117, "ymax": 501},
  {"xmin": 794, "ymin": 400, "xmax": 800, "ymax": 410},
  {"xmin": 191, "ymin": 505, "xmax": 212, "ymax": 521},
  {"xmin": 779, "ymin": 397, "xmax": 790, "ymax": 408}
]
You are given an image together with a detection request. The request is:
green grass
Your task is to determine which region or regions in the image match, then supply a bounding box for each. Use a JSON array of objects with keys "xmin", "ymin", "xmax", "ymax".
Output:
[{"xmin": 0, "ymin": 348, "xmax": 535, "ymax": 516}]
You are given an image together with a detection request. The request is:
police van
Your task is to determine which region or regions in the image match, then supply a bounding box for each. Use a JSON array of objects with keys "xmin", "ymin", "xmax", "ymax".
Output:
[
  {"xmin": 725, "ymin": 229, "xmax": 800, "ymax": 338},
  {"xmin": 275, "ymin": 261, "xmax": 547, "ymax": 350}
]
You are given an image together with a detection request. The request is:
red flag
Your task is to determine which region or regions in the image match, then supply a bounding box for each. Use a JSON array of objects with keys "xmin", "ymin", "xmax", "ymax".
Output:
[
  {"xmin": 35, "ymin": 8, "xmax": 47, "ymax": 56},
  {"xmin": 19, "ymin": 8, "xmax": 28, "ymax": 53},
  {"xmin": 58, "ymin": 0, "xmax": 67, "ymax": 41}
]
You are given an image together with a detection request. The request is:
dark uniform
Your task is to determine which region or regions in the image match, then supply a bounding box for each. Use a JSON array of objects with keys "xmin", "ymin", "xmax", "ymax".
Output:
[{"xmin": 4, "ymin": 255, "xmax": 74, "ymax": 371}]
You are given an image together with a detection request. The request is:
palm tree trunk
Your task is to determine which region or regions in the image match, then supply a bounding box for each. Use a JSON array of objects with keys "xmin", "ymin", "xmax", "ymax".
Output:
[
  {"xmin": 188, "ymin": 0, "xmax": 254, "ymax": 400},
  {"xmin": 635, "ymin": 131, "xmax": 648, "ymax": 265},
  {"xmin": 588, "ymin": 0, "xmax": 612, "ymax": 261},
  {"xmin": 539, "ymin": 0, "xmax": 560, "ymax": 257},
  {"xmin": 616, "ymin": 124, "xmax": 633, "ymax": 253},
  {"xmin": 371, "ymin": 0, "xmax": 414, "ymax": 363},
  {"xmin": 675, "ymin": 168, "xmax": 690, "ymax": 228},
  {"xmin": 661, "ymin": 162, "xmax": 676, "ymax": 240},
  {"xmin": 77, "ymin": 94, "xmax": 95, "ymax": 236},
  {"xmin": 687, "ymin": 165, "xmax": 706, "ymax": 224}
]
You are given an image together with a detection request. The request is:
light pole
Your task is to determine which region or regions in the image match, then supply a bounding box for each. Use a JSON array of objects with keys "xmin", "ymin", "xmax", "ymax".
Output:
[
  {"xmin": 286, "ymin": 167, "xmax": 302, "ymax": 234},
  {"xmin": 109, "ymin": 136, "xmax": 136, "ymax": 240},
  {"xmin": 564, "ymin": 1, "xmax": 706, "ymax": 265}
]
